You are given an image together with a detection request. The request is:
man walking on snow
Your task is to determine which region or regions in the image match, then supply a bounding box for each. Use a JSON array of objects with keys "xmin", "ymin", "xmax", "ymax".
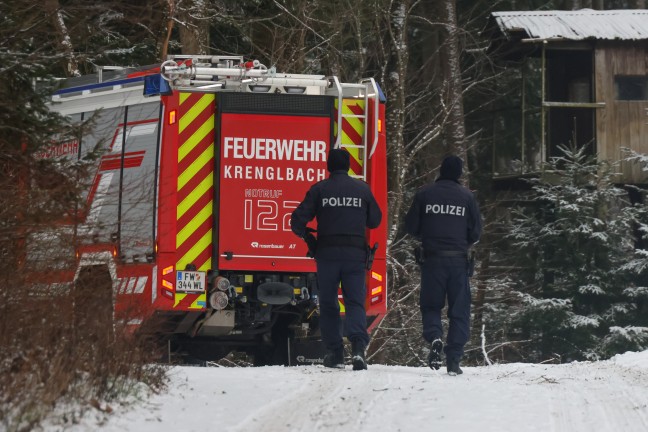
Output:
[
  {"xmin": 291, "ymin": 148, "xmax": 382, "ymax": 370},
  {"xmin": 405, "ymin": 155, "xmax": 482, "ymax": 375}
]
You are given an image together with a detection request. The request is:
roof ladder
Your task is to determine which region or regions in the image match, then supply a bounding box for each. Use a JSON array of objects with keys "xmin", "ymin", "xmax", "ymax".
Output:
[{"xmin": 328, "ymin": 77, "xmax": 380, "ymax": 182}]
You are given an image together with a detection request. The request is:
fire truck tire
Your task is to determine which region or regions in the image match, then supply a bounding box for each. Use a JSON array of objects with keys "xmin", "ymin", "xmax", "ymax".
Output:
[
  {"xmin": 253, "ymin": 318, "xmax": 294, "ymax": 366},
  {"xmin": 74, "ymin": 265, "xmax": 114, "ymax": 346},
  {"xmin": 183, "ymin": 341, "xmax": 231, "ymax": 363},
  {"xmin": 252, "ymin": 340, "xmax": 290, "ymax": 366}
]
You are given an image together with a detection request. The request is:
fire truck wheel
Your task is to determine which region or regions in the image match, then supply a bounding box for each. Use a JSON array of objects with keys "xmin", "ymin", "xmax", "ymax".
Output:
[
  {"xmin": 183, "ymin": 341, "xmax": 231, "ymax": 364},
  {"xmin": 252, "ymin": 318, "xmax": 294, "ymax": 366},
  {"xmin": 74, "ymin": 265, "xmax": 114, "ymax": 346}
]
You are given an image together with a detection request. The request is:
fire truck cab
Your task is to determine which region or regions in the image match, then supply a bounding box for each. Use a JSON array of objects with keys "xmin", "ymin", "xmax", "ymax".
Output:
[{"xmin": 49, "ymin": 55, "xmax": 387, "ymax": 365}]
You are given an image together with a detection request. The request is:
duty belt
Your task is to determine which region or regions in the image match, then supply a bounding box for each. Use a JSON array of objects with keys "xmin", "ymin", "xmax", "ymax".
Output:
[
  {"xmin": 317, "ymin": 235, "xmax": 367, "ymax": 250},
  {"xmin": 425, "ymin": 250, "xmax": 467, "ymax": 258}
]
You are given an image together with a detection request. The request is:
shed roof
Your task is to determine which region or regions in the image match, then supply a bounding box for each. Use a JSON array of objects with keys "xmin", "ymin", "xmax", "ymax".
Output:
[{"xmin": 491, "ymin": 9, "xmax": 648, "ymax": 41}]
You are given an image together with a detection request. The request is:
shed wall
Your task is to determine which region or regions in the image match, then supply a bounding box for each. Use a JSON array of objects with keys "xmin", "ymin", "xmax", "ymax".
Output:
[{"xmin": 595, "ymin": 41, "xmax": 648, "ymax": 183}]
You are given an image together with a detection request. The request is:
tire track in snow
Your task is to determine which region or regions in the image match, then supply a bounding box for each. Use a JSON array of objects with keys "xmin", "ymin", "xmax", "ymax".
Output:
[
  {"xmin": 228, "ymin": 366, "xmax": 394, "ymax": 432},
  {"xmin": 542, "ymin": 362, "xmax": 648, "ymax": 432},
  {"xmin": 54, "ymin": 354, "xmax": 648, "ymax": 432}
]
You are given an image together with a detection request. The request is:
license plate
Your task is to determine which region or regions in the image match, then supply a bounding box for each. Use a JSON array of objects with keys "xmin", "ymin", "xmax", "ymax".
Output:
[{"xmin": 176, "ymin": 271, "xmax": 206, "ymax": 293}]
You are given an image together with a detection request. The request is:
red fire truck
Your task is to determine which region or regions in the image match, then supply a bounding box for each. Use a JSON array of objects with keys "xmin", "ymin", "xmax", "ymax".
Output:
[{"xmin": 48, "ymin": 55, "xmax": 387, "ymax": 365}]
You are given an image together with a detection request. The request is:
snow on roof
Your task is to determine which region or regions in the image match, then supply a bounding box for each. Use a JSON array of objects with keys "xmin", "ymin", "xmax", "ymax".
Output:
[{"xmin": 492, "ymin": 9, "xmax": 648, "ymax": 41}]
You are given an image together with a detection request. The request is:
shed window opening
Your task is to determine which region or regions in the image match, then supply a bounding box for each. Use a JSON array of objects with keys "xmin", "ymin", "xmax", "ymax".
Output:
[{"xmin": 615, "ymin": 76, "xmax": 648, "ymax": 101}]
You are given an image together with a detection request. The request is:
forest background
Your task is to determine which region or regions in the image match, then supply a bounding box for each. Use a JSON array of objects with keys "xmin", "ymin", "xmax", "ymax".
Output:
[{"xmin": 2, "ymin": 1, "xmax": 648, "ymax": 430}]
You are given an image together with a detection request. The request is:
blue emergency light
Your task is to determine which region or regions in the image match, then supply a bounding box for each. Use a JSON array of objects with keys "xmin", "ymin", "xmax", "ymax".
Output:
[{"xmin": 143, "ymin": 74, "xmax": 172, "ymax": 97}]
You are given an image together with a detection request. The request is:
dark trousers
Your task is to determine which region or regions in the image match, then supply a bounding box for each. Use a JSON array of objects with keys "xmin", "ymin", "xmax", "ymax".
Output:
[
  {"xmin": 316, "ymin": 258, "xmax": 369, "ymax": 351},
  {"xmin": 420, "ymin": 257, "xmax": 471, "ymax": 361}
]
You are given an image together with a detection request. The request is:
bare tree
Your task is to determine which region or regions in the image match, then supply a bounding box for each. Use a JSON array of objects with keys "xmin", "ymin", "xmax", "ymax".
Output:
[
  {"xmin": 0, "ymin": 3, "xmax": 171, "ymax": 427},
  {"xmin": 437, "ymin": 0, "xmax": 468, "ymax": 162},
  {"xmin": 384, "ymin": 0, "xmax": 411, "ymax": 244},
  {"xmin": 161, "ymin": 0, "xmax": 210, "ymax": 57},
  {"xmin": 44, "ymin": 0, "xmax": 81, "ymax": 77},
  {"xmin": 177, "ymin": 0, "xmax": 210, "ymax": 54}
]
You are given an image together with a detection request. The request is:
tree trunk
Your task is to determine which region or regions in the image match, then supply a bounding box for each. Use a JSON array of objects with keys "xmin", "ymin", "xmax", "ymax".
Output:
[
  {"xmin": 385, "ymin": 0, "xmax": 410, "ymax": 245},
  {"xmin": 44, "ymin": 0, "xmax": 80, "ymax": 77},
  {"xmin": 161, "ymin": 0, "xmax": 175, "ymax": 60},
  {"xmin": 438, "ymin": 0, "xmax": 467, "ymax": 162},
  {"xmin": 569, "ymin": 0, "xmax": 582, "ymax": 9},
  {"xmin": 177, "ymin": 0, "xmax": 209, "ymax": 54},
  {"xmin": 471, "ymin": 250, "xmax": 489, "ymax": 343}
]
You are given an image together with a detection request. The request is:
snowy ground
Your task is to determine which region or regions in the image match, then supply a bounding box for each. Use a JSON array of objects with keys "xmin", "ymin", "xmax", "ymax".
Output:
[{"xmin": 45, "ymin": 350, "xmax": 648, "ymax": 432}]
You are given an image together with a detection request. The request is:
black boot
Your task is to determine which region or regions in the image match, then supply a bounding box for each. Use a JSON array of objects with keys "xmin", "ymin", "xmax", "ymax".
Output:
[
  {"xmin": 427, "ymin": 339, "xmax": 443, "ymax": 370},
  {"xmin": 447, "ymin": 358, "xmax": 463, "ymax": 376},
  {"xmin": 351, "ymin": 341, "xmax": 367, "ymax": 371},
  {"xmin": 323, "ymin": 347, "xmax": 345, "ymax": 369}
]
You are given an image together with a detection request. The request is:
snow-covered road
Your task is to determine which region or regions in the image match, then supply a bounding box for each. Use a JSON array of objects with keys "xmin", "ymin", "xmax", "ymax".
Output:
[{"xmin": 50, "ymin": 350, "xmax": 648, "ymax": 432}]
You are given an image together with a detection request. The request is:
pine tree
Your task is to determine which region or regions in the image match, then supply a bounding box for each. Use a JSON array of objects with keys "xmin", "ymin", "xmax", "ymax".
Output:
[{"xmin": 504, "ymin": 144, "xmax": 646, "ymax": 361}]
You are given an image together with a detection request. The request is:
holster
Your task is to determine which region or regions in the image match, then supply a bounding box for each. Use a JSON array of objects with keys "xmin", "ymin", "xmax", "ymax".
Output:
[
  {"xmin": 366, "ymin": 242, "xmax": 378, "ymax": 270},
  {"xmin": 467, "ymin": 249, "xmax": 476, "ymax": 277},
  {"xmin": 414, "ymin": 246, "xmax": 425, "ymax": 265},
  {"xmin": 303, "ymin": 229, "xmax": 317, "ymax": 258}
]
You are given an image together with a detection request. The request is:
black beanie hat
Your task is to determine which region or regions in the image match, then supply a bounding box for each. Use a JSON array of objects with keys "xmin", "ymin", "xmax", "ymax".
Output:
[
  {"xmin": 327, "ymin": 149, "xmax": 350, "ymax": 172},
  {"xmin": 439, "ymin": 155, "xmax": 463, "ymax": 181}
]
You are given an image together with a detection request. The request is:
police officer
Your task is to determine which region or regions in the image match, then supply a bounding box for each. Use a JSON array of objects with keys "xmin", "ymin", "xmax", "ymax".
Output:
[
  {"xmin": 291, "ymin": 148, "xmax": 382, "ymax": 370},
  {"xmin": 405, "ymin": 155, "xmax": 482, "ymax": 375}
]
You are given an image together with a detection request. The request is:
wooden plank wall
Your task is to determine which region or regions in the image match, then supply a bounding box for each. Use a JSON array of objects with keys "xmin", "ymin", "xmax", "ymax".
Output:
[{"xmin": 595, "ymin": 41, "xmax": 648, "ymax": 184}]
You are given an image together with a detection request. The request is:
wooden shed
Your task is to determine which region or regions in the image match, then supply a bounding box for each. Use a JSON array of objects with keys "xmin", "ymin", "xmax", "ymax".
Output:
[{"xmin": 485, "ymin": 9, "xmax": 648, "ymax": 184}]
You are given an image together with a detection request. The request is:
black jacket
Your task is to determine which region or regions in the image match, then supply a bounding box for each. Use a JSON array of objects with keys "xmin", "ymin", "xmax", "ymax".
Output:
[
  {"xmin": 405, "ymin": 179, "xmax": 482, "ymax": 253},
  {"xmin": 291, "ymin": 170, "xmax": 382, "ymax": 260}
]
